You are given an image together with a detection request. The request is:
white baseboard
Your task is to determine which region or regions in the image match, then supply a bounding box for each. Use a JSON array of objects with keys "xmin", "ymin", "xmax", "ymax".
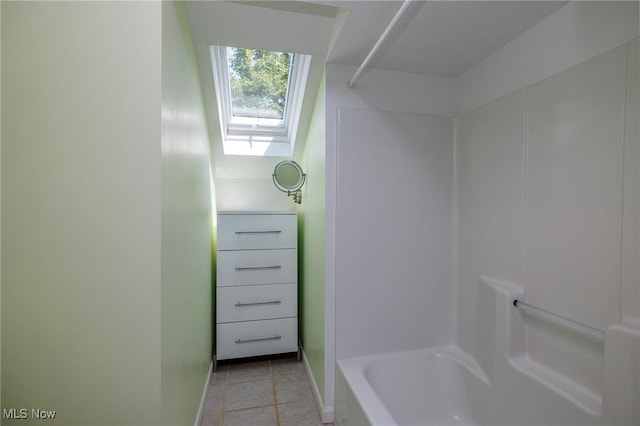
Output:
[
  {"xmin": 194, "ymin": 361, "xmax": 213, "ymax": 426},
  {"xmin": 302, "ymin": 348, "xmax": 335, "ymax": 424}
]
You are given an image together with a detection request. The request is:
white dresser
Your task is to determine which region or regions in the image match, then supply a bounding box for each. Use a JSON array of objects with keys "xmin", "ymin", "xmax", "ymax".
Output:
[{"xmin": 215, "ymin": 212, "xmax": 298, "ymax": 367}]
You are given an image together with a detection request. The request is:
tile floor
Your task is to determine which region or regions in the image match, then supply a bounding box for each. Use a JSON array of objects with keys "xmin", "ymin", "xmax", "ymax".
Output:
[{"xmin": 200, "ymin": 356, "xmax": 330, "ymax": 426}]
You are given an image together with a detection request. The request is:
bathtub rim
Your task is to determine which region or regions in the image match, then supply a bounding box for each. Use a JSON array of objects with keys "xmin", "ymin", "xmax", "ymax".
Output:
[
  {"xmin": 337, "ymin": 345, "xmax": 491, "ymax": 426},
  {"xmin": 337, "ymin": 356, "xmax": 397, "ymax": 426}
]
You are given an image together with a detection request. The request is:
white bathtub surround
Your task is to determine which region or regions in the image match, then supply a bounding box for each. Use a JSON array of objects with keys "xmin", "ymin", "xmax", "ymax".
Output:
[
  {"xmin": 486, "ymin": 278, "xmax": 604, "ymax": 419},
  {"xmin": 603, "ymin": 320, "xmax": 640, "ymax": 426},
  {"xmin": 450, "ymin": 25, "xmax": 639, "ymax": 425},
  {"xmin": 326, "ymin": 63, "xmax": 457, "ymax": 416},
  {"xmin": 334, "ymin": 108, "xmax": 455, "ymax": 360},
  {"xmin": 337, "ymin": 278, "xmax": 640, "ymax": 426},
  {"xmin": 457, "ymin": 1, "xmax": 639, "ymax": 115},
  {"xmin": 621, "ymin": 37, "xmax": 640, "ymax": 325},
  {"xmin": 335, "ymin": 33, "xmax": 639, "ymax": 426}
]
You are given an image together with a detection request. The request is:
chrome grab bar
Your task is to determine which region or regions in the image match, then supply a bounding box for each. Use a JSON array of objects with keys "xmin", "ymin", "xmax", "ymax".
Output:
[
  {"xmin": 235, "ymin": 300, "xmax": 282, "ymax": 307},
  {"xmin": 513, "ymin": 299, "xmax": 605, "ymax": 337},
  {"xmin": 235, "ymin": 266, "xmax": 282, "ymax": 271},
  {"xmin": 235, "ymin": 230, "xmax": 282, "ymax": 235},
  {"xmin": 235, "ymin": 335, "xmax": 281, "ymax": 344}
]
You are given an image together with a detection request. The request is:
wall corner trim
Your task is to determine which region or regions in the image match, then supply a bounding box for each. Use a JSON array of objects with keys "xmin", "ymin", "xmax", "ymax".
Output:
[
  {"xmin": 194, "ymin": 361, "xmax": 213, "ymax": 426},
  {"xmin": 302, "ymin": 347, "xmax": 335, "ymax": 424}
]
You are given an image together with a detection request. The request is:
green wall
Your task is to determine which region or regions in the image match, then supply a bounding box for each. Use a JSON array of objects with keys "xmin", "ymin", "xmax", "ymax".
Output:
[
  {"xmin": 160, "ymin": 1, "xmax": 213, "ymax": 424},
  {"xmin": 2, "ymin": 2, "xmax": 163, "ymax": 423},
  {"xmin": 0, "ymin": 0, "xmax": 3, "ymax": 411},
  {"xmin": 299, "ymin": 70, "xmax": 326, "ymax": 399},
  {"xmin": 1, "ymin": 2, "xmax": 213, "ymax": 424}
]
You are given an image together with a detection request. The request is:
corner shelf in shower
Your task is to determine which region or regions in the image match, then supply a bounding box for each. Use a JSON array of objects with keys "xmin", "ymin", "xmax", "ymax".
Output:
[
  {"xmin": 480, "ymin": 276, "xmax": 604, "ymax": 417},
  {"xmin": 510, "ymin": 355, "xmax": 602, "ymax": 416}
]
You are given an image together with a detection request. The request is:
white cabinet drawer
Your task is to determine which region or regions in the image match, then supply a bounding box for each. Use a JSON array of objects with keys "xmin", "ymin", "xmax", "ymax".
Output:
[
  {"xmin": 217, "ymin": 283, "xmax": 297, "ymax": 323},
  {"xmin": 216, "ymin": 318, "xmax": 297, "ymax": 360},
  {"xmin": 217, "ymin": 214, "xmax": 297, "ymax": 250},
  {"xmin": 217, "ymin": 249, "xmax": 296, "ymax": 287}
]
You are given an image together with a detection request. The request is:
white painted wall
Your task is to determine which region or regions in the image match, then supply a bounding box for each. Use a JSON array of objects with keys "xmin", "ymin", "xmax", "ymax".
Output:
[
  {"xmin": 457, "ymin": 1, "xmax": 639, "ymax": 115},
  {"xmin": 215, "ymin": 178, "xmax": 294, "ymax": 212}
]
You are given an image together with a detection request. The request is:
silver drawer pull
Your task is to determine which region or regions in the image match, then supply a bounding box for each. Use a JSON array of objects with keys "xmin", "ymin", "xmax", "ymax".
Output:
[
  {"xmin": 235, "ymin": 335, "xmax": 281, "ymax": 344},
  {"xmin": 235, "ymin": 300, "xmax": 282, "ymax": 307},
  {"xmin": 235, "ymin": 265, "xmax": 282, "ymax": 271},
  {"xmin": 235, "ymin": 230, "xmax": 282, "ymax": 235}
]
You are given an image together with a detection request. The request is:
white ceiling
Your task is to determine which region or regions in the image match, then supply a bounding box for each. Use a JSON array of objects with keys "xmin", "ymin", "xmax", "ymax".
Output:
[
  {"xmin": 186, "ymin": 0, "xmax": 568, "ymax": 180},
  {"xmin": 325, "ymin": 1, "xmax": 567, "ymax": 77}
]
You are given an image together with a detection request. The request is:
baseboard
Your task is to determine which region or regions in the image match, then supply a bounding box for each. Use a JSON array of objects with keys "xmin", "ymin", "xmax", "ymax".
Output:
[
  {"xmin": 194, "ymin": 361, "xmax": 213, "ymax": 426},
  {"xmin": 302, "ymin": 348, "xmax": 335, "ymax": 424}
]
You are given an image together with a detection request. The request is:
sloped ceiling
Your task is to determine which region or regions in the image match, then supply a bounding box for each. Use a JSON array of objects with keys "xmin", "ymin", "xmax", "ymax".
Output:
[
  {"xmin": 186, "ymin": 1, "xmax": 566, "ymax": 180},
  {"xmin": 324, "ymin": 1, "xmax": 566, "ymax": 76},
  {"xmin": 186, "ymin": 1, "xmax": 345, "ymax": 180}
]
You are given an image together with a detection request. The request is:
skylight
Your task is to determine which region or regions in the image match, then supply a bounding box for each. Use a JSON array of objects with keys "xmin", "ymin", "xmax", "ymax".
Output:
[
  {"xmin": 228, "ymin": 47, "xmax": 289, "ymax": 120},
  {"xmin": 210, "ymin": 45, "xmax": 311, "ymax": 157}
]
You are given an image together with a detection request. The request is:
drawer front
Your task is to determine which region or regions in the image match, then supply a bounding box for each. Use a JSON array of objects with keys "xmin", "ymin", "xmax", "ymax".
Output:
[
  {"xmin": 217, "ymin": 214, "xmax": 297, "ymax": 250},
  {"xmin": 217, "ymin": 249, "xmax": 296, "ymax": 287},
  {"xmin": 217, "ymin": 283, "xmax": 297, "ymax": 323},
  {"xmin": 216, "ymin": 317, "xmax": 297, "ymax": 360}
]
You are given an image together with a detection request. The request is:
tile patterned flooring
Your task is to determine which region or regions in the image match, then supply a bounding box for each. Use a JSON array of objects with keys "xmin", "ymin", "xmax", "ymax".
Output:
[{"xmin": 200, "ymin": 357, "xmax": 329, "ymax": 426}]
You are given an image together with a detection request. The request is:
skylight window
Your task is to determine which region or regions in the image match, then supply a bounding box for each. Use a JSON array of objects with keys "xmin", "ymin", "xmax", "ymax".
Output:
[
  {"xmin": 210, "ymin": 45, "xmax": 311, "ymax": 157},
  {"xmin": 228, "ymin": 47, "xmax": 289, "ymax": 120}
]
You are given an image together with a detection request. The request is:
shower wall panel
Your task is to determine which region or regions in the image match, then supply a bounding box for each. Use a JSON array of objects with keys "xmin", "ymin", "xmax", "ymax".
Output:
[
  {"xmin": 525, "ymin": 44, "xmax": 627, "ymax": 332},
  {"xmin": 455, "ymin": 90, "xmax": 526, "ymax": 374},
  {"xmin": 335, "ymin": 107, "xmax": 454, "ymax": 359},
  {"xmin": 456, "ymin": 38, "xmax": 638, "ymax": 403}
]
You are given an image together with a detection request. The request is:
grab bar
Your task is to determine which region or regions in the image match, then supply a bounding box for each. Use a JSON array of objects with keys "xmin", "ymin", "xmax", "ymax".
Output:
[{"xmin": 513, "ymin": 299, "xmax": 605, "ymax": 337}]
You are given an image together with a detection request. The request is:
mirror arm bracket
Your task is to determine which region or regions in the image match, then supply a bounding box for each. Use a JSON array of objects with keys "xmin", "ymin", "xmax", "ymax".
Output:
[
  {"xmin": 272, "ymin": 161, "xmax": 307, "ymax": 205},
  {"xmin": 272, "ymin": 172, "xmax": 306, "ymax": 204}
]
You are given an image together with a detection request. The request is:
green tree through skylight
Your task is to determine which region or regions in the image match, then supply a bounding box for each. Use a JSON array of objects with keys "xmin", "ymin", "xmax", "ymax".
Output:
[{"xmin": 227, "ymin": 47, "xmax": 291, "ymax": 119}]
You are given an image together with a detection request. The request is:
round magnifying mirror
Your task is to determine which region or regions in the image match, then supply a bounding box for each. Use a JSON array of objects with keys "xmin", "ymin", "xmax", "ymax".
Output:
[{"xmin": 273, "ymin": 160, "xmax": 304, "ymax": 191}]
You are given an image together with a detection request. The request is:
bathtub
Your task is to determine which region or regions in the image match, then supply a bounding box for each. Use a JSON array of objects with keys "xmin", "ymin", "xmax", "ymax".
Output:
[{"xmin": 336, "ymin": 346, "xmax": 603, "ymax": 426}]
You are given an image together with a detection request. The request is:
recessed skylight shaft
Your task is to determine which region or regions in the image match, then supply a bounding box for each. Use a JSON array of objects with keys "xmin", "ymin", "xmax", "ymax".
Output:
[{"xmin": 210, "ymin": 45, "xmax": 311, "ymax": 157}]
